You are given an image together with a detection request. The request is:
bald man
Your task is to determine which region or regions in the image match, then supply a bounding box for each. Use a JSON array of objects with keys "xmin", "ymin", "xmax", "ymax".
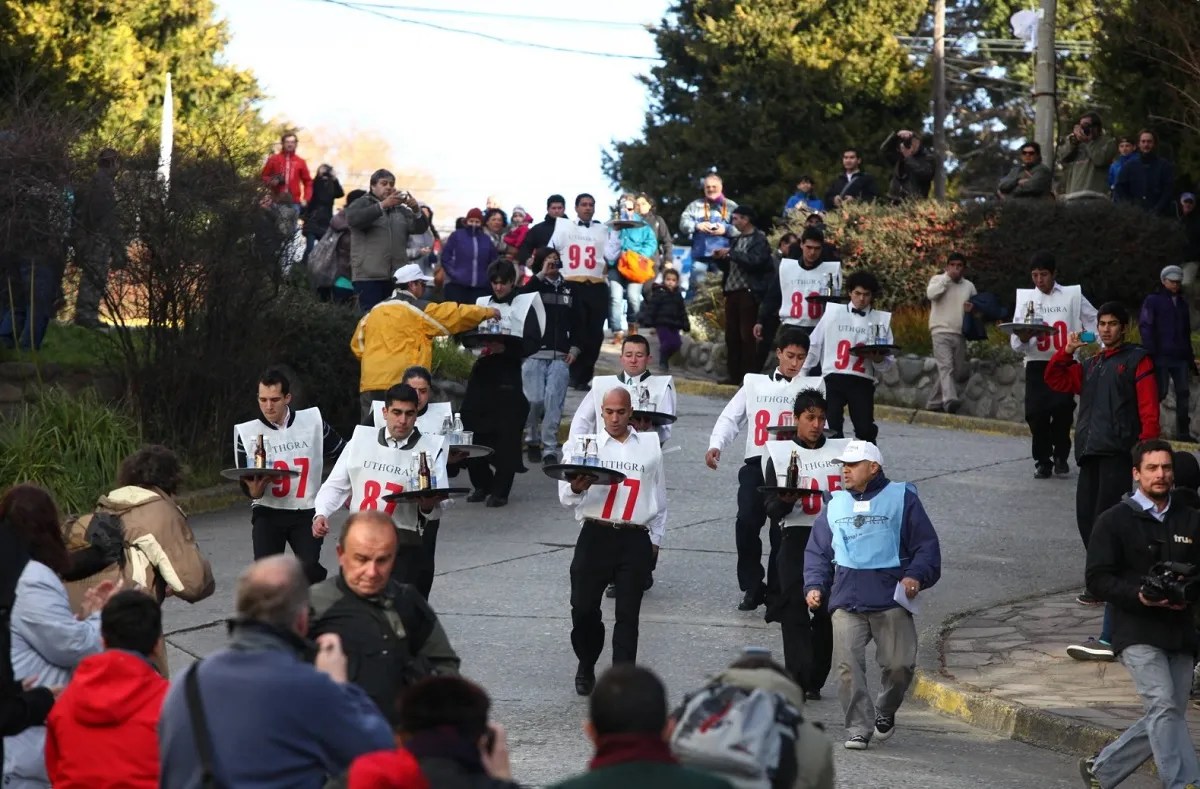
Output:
[
  {"xmin": 158, "ymin": 556, "xmax": 393, "ymax": 786},
  {"xmin": 558, "ymin": 388, "xmax": 667, "ymax": 695},
  {"xmin": 309, "ymin": 512, "xmax": 459, "ymax": 721}
]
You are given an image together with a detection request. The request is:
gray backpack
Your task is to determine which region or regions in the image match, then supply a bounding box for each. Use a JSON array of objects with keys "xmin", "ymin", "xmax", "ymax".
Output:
[{"xmin": 670, "ymin": 683, "xmax": 801, "ymax": 789}]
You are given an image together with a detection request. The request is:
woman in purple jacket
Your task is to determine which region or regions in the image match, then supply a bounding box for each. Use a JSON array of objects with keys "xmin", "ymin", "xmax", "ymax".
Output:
[{"xmin": 440, "ymin": 208, "xmax": 498, "ymax": 304}]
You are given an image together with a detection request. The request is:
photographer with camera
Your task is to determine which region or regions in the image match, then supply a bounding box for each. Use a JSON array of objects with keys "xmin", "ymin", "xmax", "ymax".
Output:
[
  {"xmin": 1056, "ymin": 111, "xmax": 1117, "ymax": 199},
  {"xmin": 880, "ymin": 129, "xmax": 935, "ymax": 203},
  {"xmin": 1079, "ymin": 439, "xmax": 1200, "ymax": 789}
]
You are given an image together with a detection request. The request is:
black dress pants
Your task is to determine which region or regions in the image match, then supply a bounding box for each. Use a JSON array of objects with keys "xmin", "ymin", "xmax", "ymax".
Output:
[
  {"xmin": 725, "ymin": 289, "xmax": 760, "ymax": 383},
  {"xmin": 568, "ymin": 281, "xmax": 609, "ymax": 386},
  {"xmin": 1075, "ymin": 454, "xmax": 1133, "ymax": 548},
  {"xmin": 1025, "ymin": 361, "xmax": 1075, "ymax": 467},
  {"xmin": 251, "ymin": 507, "xmax": 327, "ymax": 584},
  {"xmin": 735, "ymin": 458, "xmax": 779, "ymax": 594},
  {"xmin": 570, "ymin": 522, "xmax": 654, "ymax": 668},
  {"xmin": 391, "ymin": 521, "xmax": 439, "ymax": 600},
  {"xmin": 825, "ymin": 373, "xmax": 878, "ymax": 442},
  {"xmin": 773, "ymin": 525, "xmax": 832, "ymax": 693},
  {"xmin": 467, "ymin": 419, "xmax": 526, "ymax": 498}
]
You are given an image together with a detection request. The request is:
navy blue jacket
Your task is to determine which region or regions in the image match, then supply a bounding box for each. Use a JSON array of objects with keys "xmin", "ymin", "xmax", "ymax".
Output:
[
  {"xmin": 1139, "ymin": 288, "xmax": 1194, "ymax": 363},
  {"xmin": 1115, "ymin": 153, "xmax": 1175, "ymax": 216},
  {"xmin": 803, "ymin": 473, "xmax": 942, "ymax": 613}
]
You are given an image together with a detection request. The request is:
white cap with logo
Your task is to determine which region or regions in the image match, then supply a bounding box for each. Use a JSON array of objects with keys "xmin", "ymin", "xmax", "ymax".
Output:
[
  {"xmin": 393, "ymin": 263, "xmax": 434, "ymax": 285},
  {"xmin": 833, "ymin": 440, "xmax": 884, "ymax": 466}
]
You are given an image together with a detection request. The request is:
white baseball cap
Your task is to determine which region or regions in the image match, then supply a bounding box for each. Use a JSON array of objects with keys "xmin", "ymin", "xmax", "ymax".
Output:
[
  {"xmin": 833, "ymin": 440, "xmax": 884, "ymax": 466},
  {"xmin": 393, "ymin": 263, "xmax": 434, "ymax": 285}
]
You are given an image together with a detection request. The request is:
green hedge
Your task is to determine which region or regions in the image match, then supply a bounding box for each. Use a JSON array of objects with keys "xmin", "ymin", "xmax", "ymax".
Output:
[{"xmin": 777, "ymin": 200, "xmax": 1188, "ymax": 312}]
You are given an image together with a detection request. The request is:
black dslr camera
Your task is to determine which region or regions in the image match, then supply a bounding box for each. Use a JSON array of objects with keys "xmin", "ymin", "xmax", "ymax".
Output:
[{"xmin": 1140, "ymin": 562, "xmax": 1200, "ymax": 606}]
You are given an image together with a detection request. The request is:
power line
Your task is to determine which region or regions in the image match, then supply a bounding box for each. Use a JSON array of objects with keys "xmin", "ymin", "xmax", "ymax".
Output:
[
  {"xmin": 338, "ymin": 1, "xmax": 651, "ymax": 30},
  {"xmin": 300, "ymin": 0, "xmax": 662, "ymax": 61}
]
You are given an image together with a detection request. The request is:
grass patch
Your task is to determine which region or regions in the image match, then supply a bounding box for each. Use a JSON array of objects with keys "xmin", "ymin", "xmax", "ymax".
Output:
[
  {"xmin": 0, "ymin": 387, "xmax": 142, "ymax": 514},
  {"xmin": 1, "ymin": 322, "xmax": 124, "ymax": 371}
]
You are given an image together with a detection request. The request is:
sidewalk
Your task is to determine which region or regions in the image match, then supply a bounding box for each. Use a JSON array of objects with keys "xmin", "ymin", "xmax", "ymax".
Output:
[{"xmin": 914, "ymin": 591, "xmax": 1200, "ymax": 758}]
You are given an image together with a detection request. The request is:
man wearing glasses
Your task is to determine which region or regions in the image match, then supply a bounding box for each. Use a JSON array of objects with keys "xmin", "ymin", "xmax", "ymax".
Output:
[{"xmin": 997, "ymin": 142, "xmax": 1053, "ymax": 200}]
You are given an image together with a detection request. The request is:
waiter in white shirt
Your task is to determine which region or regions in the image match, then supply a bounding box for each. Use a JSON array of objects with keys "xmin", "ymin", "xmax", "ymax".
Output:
[
  {"xmin": 235, "ymin": 367, "xmax": 346, "ymax": 584},
  {"xmin": 754, "ymin": 226, "xmax": 842, "ymax": 350},
  {"xmin": 559, "ymin": 387, "xmax": 666, "ymax": 696},
  {"xmin": 802, "ymin": 270, "xmax": 894, "ymax": 442},
  {"xmin": 705, "ymin": 326, "xmax": 824, "ymax": 611},
  {"xmin": 569, "ymin": 334, "xmax": 677, "ymax": 445},
  {"xmin": 762, "ymin": 387, "xmax": 849, "ymax": 700},
  {"xmin": 547, "ymin": 192, "xmax": 621, "ymax": 390},
  {"xmin": 1009, "ymin": 250, "xmax": 1097, "ymax": 480},
  {"xmin": 313, "ymin": 383, "xmax": 448, "ymax": 599}
]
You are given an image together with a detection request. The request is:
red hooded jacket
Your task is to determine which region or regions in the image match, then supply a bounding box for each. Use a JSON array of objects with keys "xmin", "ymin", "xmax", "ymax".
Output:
[
  {"xmin": 45, "ymin": 650, "xmax": 167, "ymax": 788},
  {"xmin": 261, "ymin": 151, "xmax": 313, "ymax": 204}
]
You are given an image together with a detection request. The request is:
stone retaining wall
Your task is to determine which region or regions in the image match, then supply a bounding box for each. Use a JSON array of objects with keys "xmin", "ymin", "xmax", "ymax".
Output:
[{"xmin": 672, "ymin": 338, "xmax": 1197, "ymax": 433}]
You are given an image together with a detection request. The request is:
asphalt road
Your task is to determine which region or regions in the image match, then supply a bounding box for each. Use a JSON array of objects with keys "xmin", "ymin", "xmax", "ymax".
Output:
[{"xmin": 161, "ymin": 390, "xmax": 1155, "ymax": 787}]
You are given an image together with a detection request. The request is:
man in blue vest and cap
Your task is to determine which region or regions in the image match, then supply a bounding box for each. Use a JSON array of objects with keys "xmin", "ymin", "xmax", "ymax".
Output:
[{"xmin": 803, "ymin": 440, "xmax": 941, "ymax": 752}]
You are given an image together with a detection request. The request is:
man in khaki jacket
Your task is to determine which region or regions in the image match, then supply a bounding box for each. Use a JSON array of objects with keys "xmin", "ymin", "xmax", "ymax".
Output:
[{"xmin": 65, "ymin": 445, "xmax": 215, "ymax": 673}]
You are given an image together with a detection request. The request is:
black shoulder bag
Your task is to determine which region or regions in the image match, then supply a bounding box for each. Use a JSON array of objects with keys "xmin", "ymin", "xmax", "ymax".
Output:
[{"xmin": 184, "ymin": 663, "xmax": 224, "ymax": 789}]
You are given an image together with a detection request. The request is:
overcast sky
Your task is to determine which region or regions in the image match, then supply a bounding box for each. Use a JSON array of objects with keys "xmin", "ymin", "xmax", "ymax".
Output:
[{"xmin": 214, "ymin": 0, "xmax": 671, "ymax": 224}]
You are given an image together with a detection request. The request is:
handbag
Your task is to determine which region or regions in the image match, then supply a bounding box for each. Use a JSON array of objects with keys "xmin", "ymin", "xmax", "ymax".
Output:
[
  {"xmin": 308, "ymin": 226, "xmax": 343, "ymax": 288},
  {"xmin": 617, "ymin": 249, "xmax": 656, "ymax": 284}
]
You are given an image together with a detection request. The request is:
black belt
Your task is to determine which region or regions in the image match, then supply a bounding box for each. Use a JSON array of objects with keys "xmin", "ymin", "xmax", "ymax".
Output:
[{"xmin": 583, "ymin": 518, "xmax": 648, "ymax": 532}]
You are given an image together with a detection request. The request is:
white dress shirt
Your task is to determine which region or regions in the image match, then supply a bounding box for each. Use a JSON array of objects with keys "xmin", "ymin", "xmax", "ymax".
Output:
[{"xmin": 558, "ymin": 428, "xmax": 667, "ymax": 545}]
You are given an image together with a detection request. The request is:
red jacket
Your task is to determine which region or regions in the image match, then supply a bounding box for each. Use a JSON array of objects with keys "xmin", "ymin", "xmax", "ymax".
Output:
[
  {"xmin": 1044, "ymin": 345, "xmax": 1159, "ymax": 440},
  {"xmin": 261, "ymin": 152, "xmax": 313, "ymax": 204},
  {"xmin": 349, "ymin": 748, "xmax": 429, "ymax": 789},
  {"xmin": 45, "ymin": 650, "xmax": 167, "ymax": 788}
]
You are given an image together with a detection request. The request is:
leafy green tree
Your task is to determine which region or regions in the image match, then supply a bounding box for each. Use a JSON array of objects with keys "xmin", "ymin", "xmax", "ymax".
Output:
[
  {"xmin": 1093, "ymin": 0, "xmax": 1200, "ymax": 183},
  {"xmin": 604, "ymin": 0, "xmax": 929, "ymax": 231},
  {"xmin": 0, "ymin": 0, "xmax": 271, "ymax": 153}
]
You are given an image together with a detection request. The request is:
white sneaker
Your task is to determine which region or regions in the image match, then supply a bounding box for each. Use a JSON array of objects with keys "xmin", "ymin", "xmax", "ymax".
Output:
[{"xmin": 844, "ymin": 734, "xmax": 870, "ymax": 750}]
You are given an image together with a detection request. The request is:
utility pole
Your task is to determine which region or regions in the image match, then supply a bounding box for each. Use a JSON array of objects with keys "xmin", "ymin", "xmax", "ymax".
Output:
[
  {"xmin": 1033, "ymin": 0, "xmax": 1057, "ymax": 157},
  {"xmin": 932, "ymin": 0, "xmax": 947, "ymax": 201}
]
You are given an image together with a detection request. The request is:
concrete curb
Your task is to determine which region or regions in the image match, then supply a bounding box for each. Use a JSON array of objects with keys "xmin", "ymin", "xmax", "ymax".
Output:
[
  {"xmin": 176, "ymin": 484, "xmax": 245, "ymax": 516},
  {"xmin": 910, "ymin": 669, "xmax": 1121, "ymax": 758}
]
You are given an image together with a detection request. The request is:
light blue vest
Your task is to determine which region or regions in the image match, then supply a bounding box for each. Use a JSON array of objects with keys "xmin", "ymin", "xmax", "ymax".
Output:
[{"xmin": 826, "ymin": 482, "xmax": 909, "ymax": 569}]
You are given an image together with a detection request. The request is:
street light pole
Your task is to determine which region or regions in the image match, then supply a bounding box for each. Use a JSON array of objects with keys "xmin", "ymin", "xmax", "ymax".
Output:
[{"xmin": 1033, "ymin": 0, "xmax": 1057, "ymax": 157}]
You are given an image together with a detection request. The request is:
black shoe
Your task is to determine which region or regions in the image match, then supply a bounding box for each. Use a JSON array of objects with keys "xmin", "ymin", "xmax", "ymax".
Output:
[
  {"xmin": 485, "ymin": 495, "xmax": 508, "ymax": 507},
  {"xmin": 1076, "ymin": 590, "xmax": 1102, "ymax": 606},
  {"xmin": 804, "ymin": 689, "xmax": 822, "ymax": 701},
  {"xmin": 575, "ymin": 665, "xmax": 595, "ymax": 696},
  {"xmin": 466, "ymin": 489, "xmax": 487, "ymax": 503},
  {"xmin": 1034, "ymin": 464, "xmax": 1052, "ymax": 479},
  {"xmin": 526, "ymin": 444, "xmax": 542, "ymax": 463},
  {"xmin": 515, "ymin": 463, "xmax": 528, "ymax": 474},
  {"xmin": 571, "ymin": 382, "xmax": 591, "ymax": 392},
  {"xmin": 542, "ymin": 452, "xmax": 559, "ymax": 465},
  {"xmin": 1054, "ymin": 459, "xmax": 1070, "ymax": 476},
  {"xmin": 644, "ymin": 573, "xmax": 654, "ymax": 591},
  {"xmin": 737, "ymin": 587, "xmax": 765, "ymax": 611},
  {"xmin": 605, "ymin": 583, "xmax": 616, "ymax": 599},
  {"xmin": 945, "ymin": 399, "xmax": 962, "ymax": 414},
  {"xmin": 874, "ymin": 713, "xmax": 896, "ymax": 741}
]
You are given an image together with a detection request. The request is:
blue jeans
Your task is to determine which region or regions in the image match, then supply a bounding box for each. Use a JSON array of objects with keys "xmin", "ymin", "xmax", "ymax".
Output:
[
  {"xmin": 1156, "ymin": 359, "xmax": 1192, "ymax": 436},
  {"xmin": 606, "ymin": 277, "xmax": 645, "ymax": 333},
  {"xmin": 522, "ymin": 357, "xmax": 570, "ymax": 454},
  {"xmin": 353, "ymin": 280, "xmax": 393, "ymax": 314},
  {"xmin": 1094, "ymin": 644, "xmax": 1200, "ymax": 788},
  {"xmin": 0, "ymin": 256, "xmax": 59, "ymax": 350}
]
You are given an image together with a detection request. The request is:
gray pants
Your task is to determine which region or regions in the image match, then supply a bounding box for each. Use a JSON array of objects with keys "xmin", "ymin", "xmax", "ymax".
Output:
[
  {"xmin": 927, "ymin": 332, "xmax": 965, "ymax": 409},
  {"xmin": 1093, "ymin": 644, "xmax": 1200, "ymax": 789},
  {"xmin": 832, "ymin": 606, "xmax": 917, "ymax": 738},
  {"xmin": 74, "ymin": 236, "xmax": 112, "ymax": 325}
]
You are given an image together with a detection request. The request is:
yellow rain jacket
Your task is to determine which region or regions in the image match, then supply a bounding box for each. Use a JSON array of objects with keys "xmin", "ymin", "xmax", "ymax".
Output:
[{"xmin": 353, "ymin": 290, "xmax": 493, "ymax": 392}]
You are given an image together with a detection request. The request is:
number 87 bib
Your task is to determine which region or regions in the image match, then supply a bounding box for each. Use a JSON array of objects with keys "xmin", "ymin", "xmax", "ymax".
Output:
[{"xmin": 741, "ymin": 374, "xmax": 826, "ymax": 460}]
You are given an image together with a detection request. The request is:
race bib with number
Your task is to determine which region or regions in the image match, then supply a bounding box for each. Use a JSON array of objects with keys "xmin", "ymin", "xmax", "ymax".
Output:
[
  {"xmin": 575, "ymin": 432, "xmax": 663, "ymax": 526},
  {"xmin": 474, "ymin": 292, "xmax": 546, "ymax": 337},
  {"xmin": 234, "ymin": 408, "xmax": 325, "ymax": 510},
  {"xmin": 742, "ymin": 374, "xmax": 826, "ymax": 460},
  {"xmin": 778, "ymin": 259, "xmax": 841, "ymax": 328},
  {"xmin": 344, "ymin": 425, "xmax": 447, "ymax": 531},
  {"xmin": 590, "ymin": 375, "xmax": 674, "ymax": 421},
  {"xmin": 819, "ymin": 306, "xmax": 893, "ymax": 381},
  {"xmin": 764, "ymin": 438, "xmax": 849, "ymax": 527},
  {"xmin": 549, "ymin": 219, "xmax": 612, "ymax": 281},
  {"xmin": 1013, "ymin": 285, "xmax": 1083, "ymax": 364}
]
